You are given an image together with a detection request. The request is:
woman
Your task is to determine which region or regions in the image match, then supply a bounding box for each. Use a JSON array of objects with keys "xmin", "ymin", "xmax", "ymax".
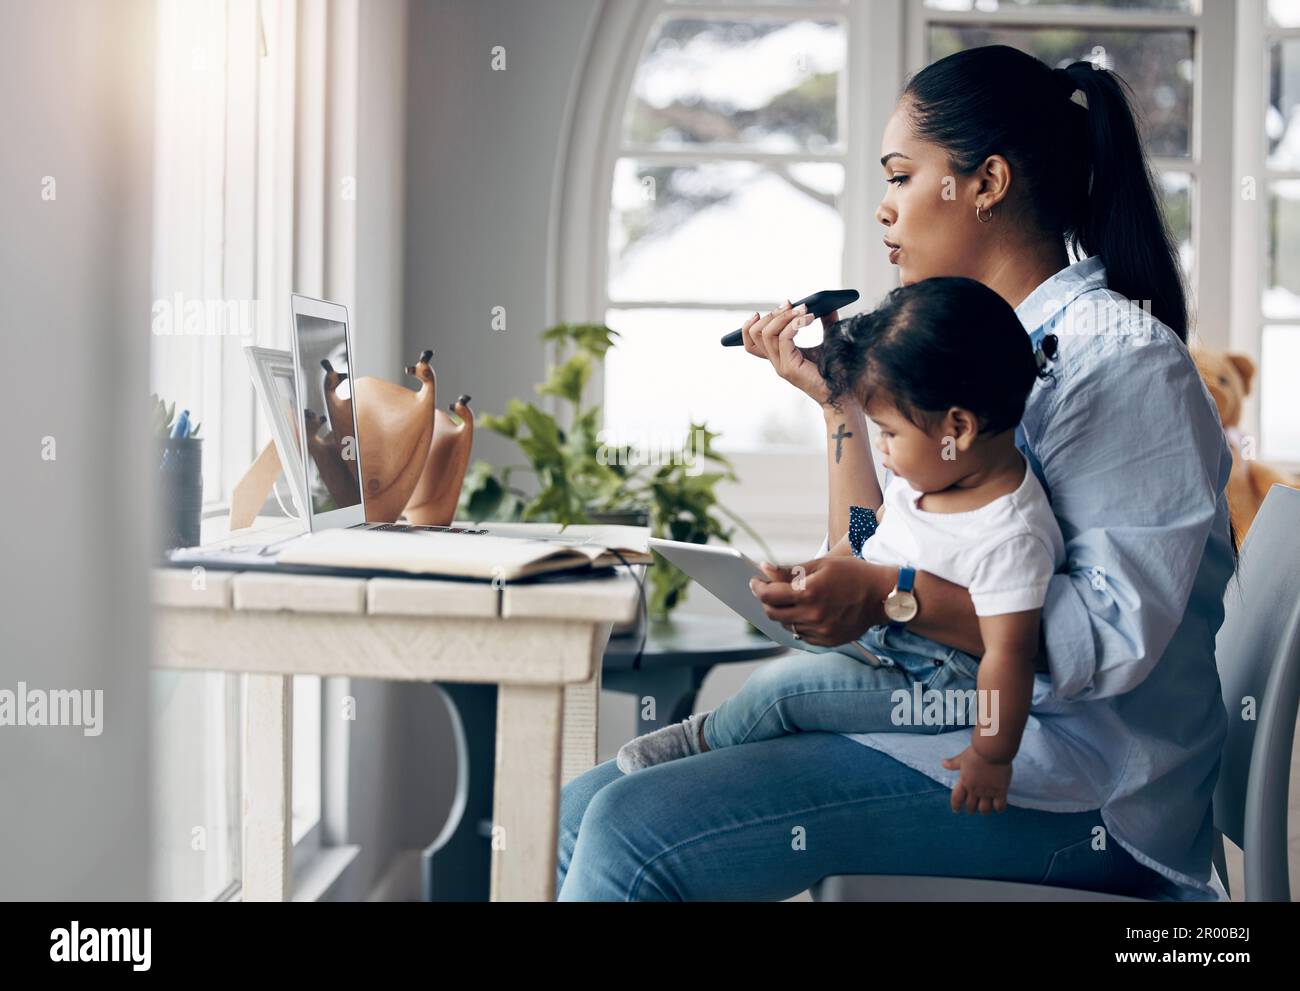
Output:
[{"xmin": 556, "ymin": 45, "xmax": 1233, "ymax": 901}]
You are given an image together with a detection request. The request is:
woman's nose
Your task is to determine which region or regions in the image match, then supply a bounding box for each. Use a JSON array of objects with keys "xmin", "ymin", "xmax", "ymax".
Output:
[{"xmin": 875, "ymin": 197, "xmax": 894, "ymax": 229}]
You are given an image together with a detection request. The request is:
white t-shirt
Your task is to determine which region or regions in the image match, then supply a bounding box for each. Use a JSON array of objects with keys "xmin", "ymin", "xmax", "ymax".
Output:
[{"xmin": 859, "ymin": 457, "xmax": 1065, "ymax": 616}]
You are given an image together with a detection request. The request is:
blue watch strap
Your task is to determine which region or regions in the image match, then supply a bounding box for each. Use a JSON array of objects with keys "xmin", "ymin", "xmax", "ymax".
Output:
[{"xmin": 887, "ymin": 566, "xmax": 917, "ymax": 631}]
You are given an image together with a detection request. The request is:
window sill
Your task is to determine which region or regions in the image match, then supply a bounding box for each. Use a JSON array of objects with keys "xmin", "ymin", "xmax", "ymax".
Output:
[{"xmin": 225, "ymin": 844, "xmax": 360, "ymax": 903}]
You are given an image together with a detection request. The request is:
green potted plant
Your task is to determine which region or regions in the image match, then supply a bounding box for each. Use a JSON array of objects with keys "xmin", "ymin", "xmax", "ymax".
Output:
[{"xmin": 459, "ymin": 323, "xmax": 770, "ymax": 618}]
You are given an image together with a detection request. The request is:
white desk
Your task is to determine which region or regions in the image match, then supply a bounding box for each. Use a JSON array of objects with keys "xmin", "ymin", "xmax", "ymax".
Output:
[{"xmin": 152, "ymin": 521, "xmax": 637, "ymax": 902}]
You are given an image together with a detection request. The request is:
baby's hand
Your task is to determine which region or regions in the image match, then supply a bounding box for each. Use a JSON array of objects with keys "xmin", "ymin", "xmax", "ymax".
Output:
[{"xmin": 941, "ymin": 747, "xmax": 1012, "ymax": 815}]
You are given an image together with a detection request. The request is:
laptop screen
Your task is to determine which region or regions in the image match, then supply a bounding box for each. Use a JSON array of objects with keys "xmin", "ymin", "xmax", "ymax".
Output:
[{"xmin": 291, "ymin": 310, "xmax": 364, "ymax": 523}]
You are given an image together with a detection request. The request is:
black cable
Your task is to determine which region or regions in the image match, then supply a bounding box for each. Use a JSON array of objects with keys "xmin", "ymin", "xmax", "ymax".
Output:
[{"xmin": 609, "ymin": 548, "xmax": 648, "ymax": 671}]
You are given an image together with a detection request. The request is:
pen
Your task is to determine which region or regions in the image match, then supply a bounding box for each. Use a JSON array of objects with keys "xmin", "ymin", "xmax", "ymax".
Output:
[{"xmin": 160, "ymin": 409, "xmax": 191, "ymax": 471}]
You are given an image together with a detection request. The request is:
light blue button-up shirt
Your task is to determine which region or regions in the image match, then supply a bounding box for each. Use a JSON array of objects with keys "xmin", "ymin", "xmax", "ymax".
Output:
[{"xmin": 838, "ymin": 255, "xmax": 1234, "ymax": 900}]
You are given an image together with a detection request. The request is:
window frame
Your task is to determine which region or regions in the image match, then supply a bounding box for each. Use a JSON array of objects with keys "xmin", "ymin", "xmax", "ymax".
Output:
[
  {"xmin": 1233, "ymin": 1, "xmax": 1300, "ymax": 468},
  {"xmin": 556, "ymin": 1, "xmax": 902, "ymax": 536},
  {"xmin": 151, "ymin": 0, "xmax": 335, "ymax": 901}
]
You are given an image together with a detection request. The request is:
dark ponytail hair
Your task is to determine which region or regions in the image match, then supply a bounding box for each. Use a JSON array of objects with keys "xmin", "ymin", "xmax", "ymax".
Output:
[
  {"xmin": 902, "ymin": 45, "xmax": 1188, "ymax": 342},
  {"xmin": 819, "ymin": 277, "xmax": 1047, "ymax": 435}
]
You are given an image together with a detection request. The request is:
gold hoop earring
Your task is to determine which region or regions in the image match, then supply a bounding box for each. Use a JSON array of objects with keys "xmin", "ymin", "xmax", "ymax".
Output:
[{"xmin": 976, "ymin": 204, "xmax": 994, "ymax": 224}]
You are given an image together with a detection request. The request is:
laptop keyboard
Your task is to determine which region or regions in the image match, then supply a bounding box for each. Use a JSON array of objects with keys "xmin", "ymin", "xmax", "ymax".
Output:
[{"xmin": 355, "ymin": 523, "xmax": 491, "ymax": 535}]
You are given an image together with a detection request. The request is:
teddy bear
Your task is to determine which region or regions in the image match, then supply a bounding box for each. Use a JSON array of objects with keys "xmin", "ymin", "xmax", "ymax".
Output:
[{"xmin": 1191, "ymin": 346, "xmax": 1298, "ymax": 538}]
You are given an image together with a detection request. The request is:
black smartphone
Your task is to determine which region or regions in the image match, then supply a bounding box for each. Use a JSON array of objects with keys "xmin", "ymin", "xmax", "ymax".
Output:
[{"xmin": 721, "ymin": 289, "xmax": 859, "ymax": 347}]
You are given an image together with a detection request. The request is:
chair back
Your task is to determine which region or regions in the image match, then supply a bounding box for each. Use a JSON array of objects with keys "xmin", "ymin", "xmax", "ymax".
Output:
[{"xmin": 1213, "ymin": 485, "xmax": 1300, "ymax": 901}]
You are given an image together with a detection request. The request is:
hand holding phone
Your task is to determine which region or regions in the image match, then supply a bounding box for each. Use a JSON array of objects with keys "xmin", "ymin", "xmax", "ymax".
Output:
[{"xmin": 721, "ymin": 289, "xmax": 859, "ymax": 346}]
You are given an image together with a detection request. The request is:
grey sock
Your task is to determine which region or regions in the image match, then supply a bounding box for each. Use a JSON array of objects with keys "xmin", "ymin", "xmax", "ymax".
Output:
[{"xmin": 616, "ymin": 710, "xmax": 713, "ymax": 774}]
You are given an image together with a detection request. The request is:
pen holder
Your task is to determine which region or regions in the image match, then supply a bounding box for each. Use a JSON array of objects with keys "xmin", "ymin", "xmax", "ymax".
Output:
[{"xmin": 159, "ymin": 436, "xmax": 203, "ymax": 551}]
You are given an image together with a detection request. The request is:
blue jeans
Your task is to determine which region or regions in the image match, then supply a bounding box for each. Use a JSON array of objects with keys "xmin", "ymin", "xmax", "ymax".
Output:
[
  {"xmin": 557, "ymin": 733, "xmax": 1166, "ymax": 900},
  {"xmin": 704, "ymin": 625, "xmax": 984, "ymax": 748}
]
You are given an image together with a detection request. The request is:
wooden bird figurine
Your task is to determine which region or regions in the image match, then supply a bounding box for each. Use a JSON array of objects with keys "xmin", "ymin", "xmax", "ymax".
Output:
[
  {"xmin": 405, "ymin": 394, "xmax": 475, "ymax": 525},
  {"xmin": 345, "ymin": 350, "xmax": 437, "ymax": 523},
  {"xmin": 232, "ymin": 349, "xmax": 475, "ymax": 529}
]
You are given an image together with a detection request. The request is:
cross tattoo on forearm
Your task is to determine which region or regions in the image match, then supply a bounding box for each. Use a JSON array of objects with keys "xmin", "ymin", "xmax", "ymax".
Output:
[{"xmin": 832, "ymin": 422, "xmax": 853, "ymax": 463}]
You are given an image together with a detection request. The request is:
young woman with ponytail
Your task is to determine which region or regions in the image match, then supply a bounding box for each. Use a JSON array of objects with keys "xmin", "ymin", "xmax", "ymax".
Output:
[{"xmin": 556, "ymin": 46, "xmax": 1233, "ymax": 902}]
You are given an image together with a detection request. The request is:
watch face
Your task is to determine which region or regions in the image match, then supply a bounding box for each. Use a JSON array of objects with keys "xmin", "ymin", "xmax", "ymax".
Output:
[{"xmin": 884, "ymin": 590, "xmax": 918, "ymax": 624}]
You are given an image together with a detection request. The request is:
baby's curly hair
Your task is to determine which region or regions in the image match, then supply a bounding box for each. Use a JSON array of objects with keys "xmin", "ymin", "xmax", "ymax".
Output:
[{"xmin": 818, "ymin": 277, "xmax": 1047, "ymax": 435}]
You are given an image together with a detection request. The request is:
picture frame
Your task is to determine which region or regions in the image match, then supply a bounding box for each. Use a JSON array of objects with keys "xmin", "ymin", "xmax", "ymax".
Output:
[{"xmin": 243, "ymin": 345, "xmax": 309, "ymax": 520}]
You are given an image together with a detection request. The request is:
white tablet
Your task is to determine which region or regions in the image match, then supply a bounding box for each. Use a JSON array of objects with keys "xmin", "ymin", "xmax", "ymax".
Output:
[{"xmin": 648, "ymin": 538, "xmax": 882, "ymax": 665}]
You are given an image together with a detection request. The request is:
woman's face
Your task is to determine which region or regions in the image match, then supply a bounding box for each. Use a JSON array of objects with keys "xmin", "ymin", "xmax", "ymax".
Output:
[{"xmin": 875, "ymin": 101, "xmax": 989, "ymax": 286}]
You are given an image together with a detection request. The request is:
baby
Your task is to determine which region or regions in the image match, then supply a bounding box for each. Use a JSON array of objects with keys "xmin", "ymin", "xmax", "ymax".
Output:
[{"xmin": 617, "ymin": 276, "xmax": 1065, "ymax": 813}]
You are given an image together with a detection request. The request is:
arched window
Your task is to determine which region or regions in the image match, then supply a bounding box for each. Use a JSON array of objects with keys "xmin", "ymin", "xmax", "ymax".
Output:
[
  {"xmin": 604, "ymin": 3, "xmax": 854, "ymax": 455},
  {"xmin": 556, "ymin": 0, "xmax": 1253, "ymax": 537},
  {"xmin": 556, "ymin": 0, "xmax": 893, "ymax": 535}
]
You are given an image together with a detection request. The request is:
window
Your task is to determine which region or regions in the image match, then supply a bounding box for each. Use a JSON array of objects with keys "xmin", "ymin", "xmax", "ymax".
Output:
[
  {"xmin": 1258, "ymin": 0, "xmax": 1300, "ymax": 461},
  {"xmin": 151, "ymin": 0, "xmax": 296, "ymax": 508},
  {"xmin": 604, "ymin": 4, "xmax": 852, "ymax": 455},
  {"xmin": 150, "ymin": 0, "xmax": 326, "ymax": 900},
  {"xmin": 152, "ymin": 670, "xmax": 241, "ymax": 901},
  {"xmin": 912, "ymin": 0, "xmax": 1223, "ymax": 310},
  {"xmin": 583, "ymin": 0, "xmax": 1239, "ymax": 534},
  {"xmin": 291, "ymin": 674, "xmax": 323, "ymax": 846}
]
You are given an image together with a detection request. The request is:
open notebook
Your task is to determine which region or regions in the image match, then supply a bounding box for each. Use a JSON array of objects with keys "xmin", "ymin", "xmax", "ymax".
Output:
[
  {"xmin": 276, "ymin": 525, "xmax": 651, "ymax": 581},
  {"xmin": 472, "ymin": 523, "xmax": 653, "ymax": 568}
]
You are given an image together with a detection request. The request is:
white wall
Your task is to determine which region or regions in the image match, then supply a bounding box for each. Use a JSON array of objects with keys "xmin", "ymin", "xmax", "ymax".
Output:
[
  {"xmin": 402, "ymin": 0, "xmax": 604, "ymax": 470},
  {"xmin": 0, "ymin": 0, "xmax": 155, "ymax": 899},
  {"xmin": 354, "ymin": 0, "xmax": 411, "ymax": 382}
]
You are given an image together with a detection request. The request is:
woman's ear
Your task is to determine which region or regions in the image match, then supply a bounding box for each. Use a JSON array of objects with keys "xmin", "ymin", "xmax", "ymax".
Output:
[{"xmin": 977, "ymin": 154, "xmax": 1014, "ymax": 210}]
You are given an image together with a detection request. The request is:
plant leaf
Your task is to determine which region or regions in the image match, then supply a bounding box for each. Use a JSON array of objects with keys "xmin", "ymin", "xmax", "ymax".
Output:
[{"xmin": 537, "ymin": 352, "xmax": 591, "ymax": 406}]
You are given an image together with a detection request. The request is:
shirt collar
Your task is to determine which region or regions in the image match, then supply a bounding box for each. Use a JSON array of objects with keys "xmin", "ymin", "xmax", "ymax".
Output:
[{"xmin": 1014, "ymin": 254, "xmax": 1107, "ymax": 337}]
